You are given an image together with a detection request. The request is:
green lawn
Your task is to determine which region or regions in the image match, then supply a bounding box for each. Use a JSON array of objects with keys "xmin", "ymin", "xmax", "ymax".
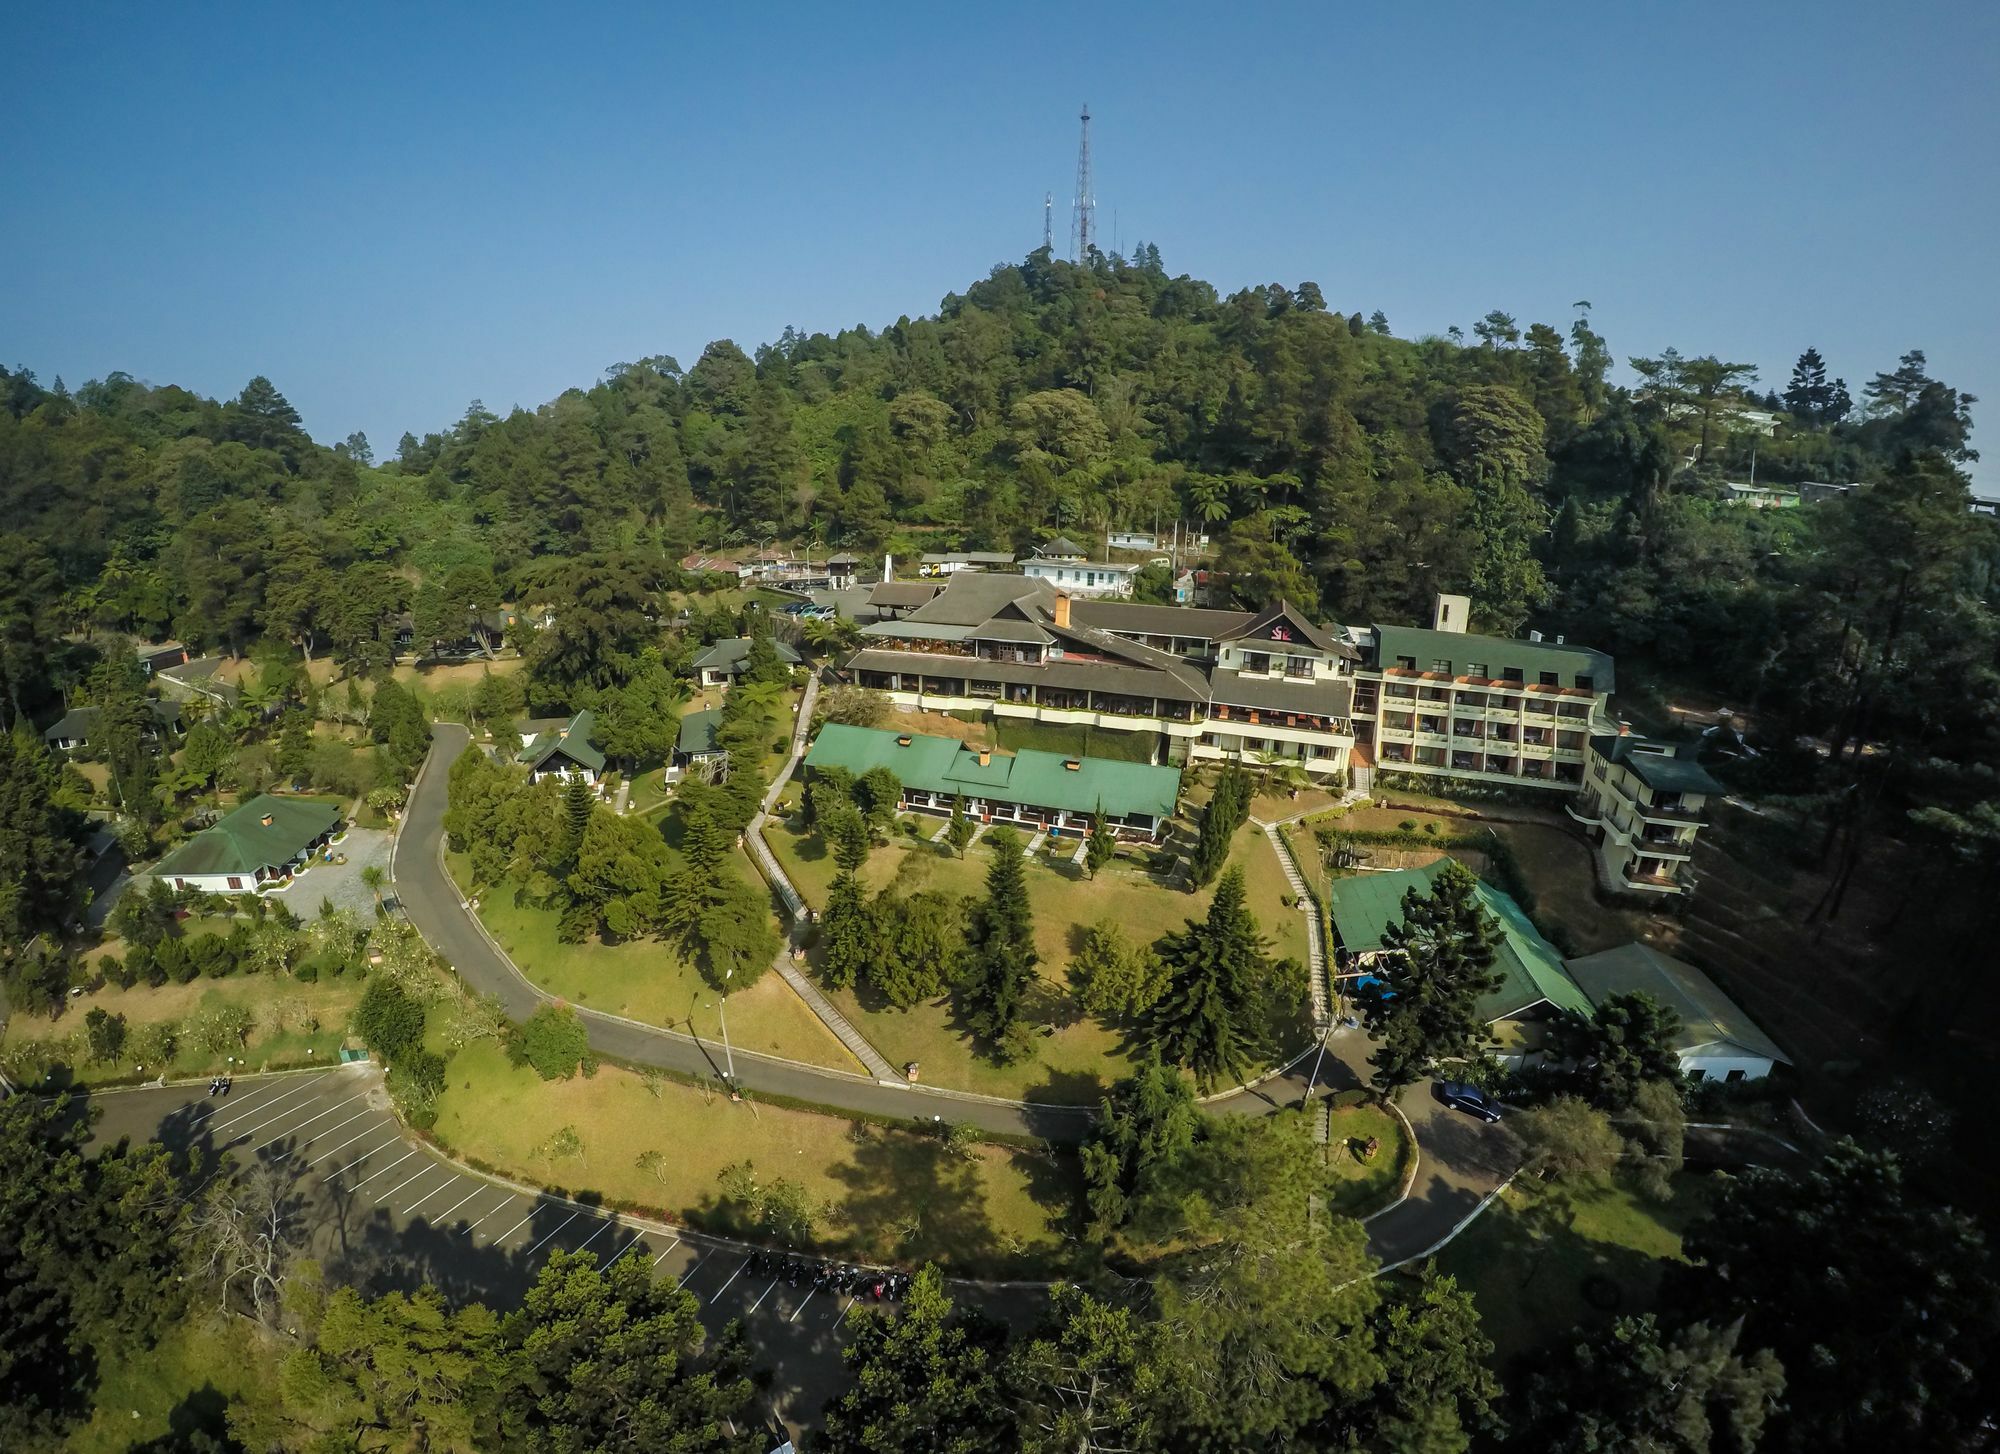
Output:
[
  {"xmin": 62, "ymin": 1313, "xmax": 257, "ymax": 1454},
  {"xmin": 456, "ymin": 854, "xmax": 860, "ymax": 1074},
  {"xmin": 767, "ymin": 818, "xmax": 1317, "ymax": 1102},
  {"xmin": 0, "ymin": 977, "xmax": 363, "ymax": 1087},
  {"xmin": 433, "ymin": 1041, "xmax": 1084, "ymax": 1277},
  {"xmin": 1431, "ymin": 1170, "xmax": 1714, "ymax": 1369},
  {"xmin": 1325, "ymin": 1100, "xmax": 1410, "ymax": 1216}
]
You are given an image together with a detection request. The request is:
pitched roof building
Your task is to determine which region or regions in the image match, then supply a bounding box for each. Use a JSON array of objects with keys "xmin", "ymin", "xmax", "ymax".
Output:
[
  {"xmin": 515, "ymin": 710, "xmax": 605, "ymax": 781},
  {"xmin": 154, "ymin": 794, "xmax": 343, "ymax": 894},
  {"xmin": 690, "ymin": 636, "xmax": 803, "ymax": 686},
  {"xmin": 804, "ymin": 723, "xmax": 1182, "ymax": 840},
  {"xmin": 1565, "ymin": 941, "xmax": 1788, "ymax": 1081}
]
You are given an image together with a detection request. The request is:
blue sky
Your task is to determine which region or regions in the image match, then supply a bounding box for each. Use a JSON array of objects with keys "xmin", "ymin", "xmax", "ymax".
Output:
[{"xmin": 5, "ymin": 2, "xmax": 1996, "ymax": 492}]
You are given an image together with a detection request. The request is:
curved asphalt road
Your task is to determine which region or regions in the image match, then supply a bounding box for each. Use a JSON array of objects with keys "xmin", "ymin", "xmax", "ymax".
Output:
[{"xmin": 394, "ymin": 724, "xmax": 1512, "ymax": 1265}]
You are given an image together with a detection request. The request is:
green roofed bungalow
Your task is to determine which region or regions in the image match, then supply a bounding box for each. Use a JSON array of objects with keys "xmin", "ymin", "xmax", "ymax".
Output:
[
  {"xmin": 803, "ymin": 723, "xmax": 1181, "ymax": 841},
  {"xmin": 154, "ymin": 794, "xmax": 343, "ymax": 895},
  {"xmin": 1326, "ymin": 860, "xmax": 1593, "ymax": 1055},
  {"xmin": 515, "ymin": 709, "xmax": 605, "ymax": 783}
]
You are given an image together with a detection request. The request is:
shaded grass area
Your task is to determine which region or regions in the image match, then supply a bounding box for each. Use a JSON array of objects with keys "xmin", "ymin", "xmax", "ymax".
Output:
[
  {"xmin": 1324, "ymin": 1101, "xmax": 1410, "ymax": 1216},
  {"xmin": 433, "ymin": 1041, "xmax": 1083, "ymax": 1276},
  {"xmin": 1485, "ymin": 821, "xmax": 1655, "ymax": 954},
  {"xmin": 451, "ymin": 852, "xmax": 860, "ymax": 1074},
  {"xmin": 991, "ymin": 717, "xmax": 1159, "ymax": 763},
  {"xmin": 60, "ymin": 1313, "xmax": 256, "ymax": 1454},
  {"xmin": 1430, "ymin": 1170, "xmax": 1714, "ymax": 1370},
  {"xmin": 768, "ymin": 819, "xmax": 1317, "ymax": 1102}
]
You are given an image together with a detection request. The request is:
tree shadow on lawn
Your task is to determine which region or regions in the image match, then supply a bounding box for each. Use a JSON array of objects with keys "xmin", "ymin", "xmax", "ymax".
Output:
[{"xmin": 828, "ymin": 1128, "xmax": 1002, "ymax": 1272}]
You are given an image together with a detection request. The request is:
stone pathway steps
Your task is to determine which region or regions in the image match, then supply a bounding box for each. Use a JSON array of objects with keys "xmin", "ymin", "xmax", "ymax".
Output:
[
  {"xmin": 771, "ymin": 954, "xmax": 900, "ymax": 1083},
  {"xmin": 1264, "ymin": 821, "xmax": 1331, "ymax": 1028}
]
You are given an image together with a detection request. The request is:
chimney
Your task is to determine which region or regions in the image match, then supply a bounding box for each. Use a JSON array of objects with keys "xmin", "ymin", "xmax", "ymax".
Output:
[
  {"xmin": 1555, "ymin": 634, "xmax": 1565, "ymax": 645},
  {"xmin": 1063, "ymin": 758, "xmax": 1081, "ymax": 771},
  {"xmin": 260, "ymin": 813, "xmax": 274, "ymax": 827},
  {"xmin": 896, "ymin": 734, "xmax": 913, "ymax": 747},
  {"xmin": 1527, "ymin": 629, "xmax": 1544, "ymax": 643},
  {"xmin": 883, "ymin": 552, "xmax": 892, "ymax": 582},
  {"xmin": 1053, "ymin": 592, "xmax": 1071, "ymax": 629},
  {"xmin": 1432, "ymin": 592, "xmax": 1471, "ymax": 634},
  {"xmin": 976, "ymin": 747, "xmax": 992, "ymax": 767}
]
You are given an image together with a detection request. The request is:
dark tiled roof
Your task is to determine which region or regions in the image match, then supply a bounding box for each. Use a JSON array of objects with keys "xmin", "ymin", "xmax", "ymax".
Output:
[
  {"xmin": 690, "ymin": 637, "xmax": 803, "ymax": 673},
  {"xmin": 901, "ymin": 574, "xmax": 1054, "ymax": 627},
  {"xmin": 1590, "ymin": 735, "xmax": 1724, "ymax": 796},
  {"xmin": 1069, "ymin": 600, "xmax": 1258, "ymax": 643},
  {"xmin": 1037, "ymin": 536, "xmax": 1086, "ymax": 558},
  {"xmin": 677, "ymin": 708, "xmax": 724, "ymax": 756},
  {"xmin": 1226, "ymin": 601, "xmax": 1354, "ymax": 657},
  {"xmin": 517, "ymin": 710, "xmax": 606, "ymax": 772},
  {"xmin": 844, "ymin": 648, "xmax": 1209, "ymax": 704},
  {"xmin": 1207, "ymin": 670, "xmax": 1355, "ymax": 718},
  {"xmin": 1565, "ymin": 943, "xmax": 1787, "ymax": 1064},
  {"xmin": 868, "ymin": 582, "xmax": 945, "ymax": 609}
]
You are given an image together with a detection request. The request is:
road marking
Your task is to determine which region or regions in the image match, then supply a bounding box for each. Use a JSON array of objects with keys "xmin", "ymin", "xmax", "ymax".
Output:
[
  {"xmin": 250, "ymin": 1096, "xmax": 371, "ymax": 1154},
  {"xmin": 604, "ymin": 1234, "xmax": 647, "ymax": 1268},
  {"xmin": 568, "ymin": 1218, "xmax": 613, "ymax": 1258},
  {"xmin": 788, "ymin": 1286, "xmax": 819, "ymax": 1322},
  {"xmin": 327, "ymin": 1136, "xmax": 405, "ymax": 1180},
  {"xmin": 348, "ymin": 1148, "xmax": 419, "ymax": 1190},
  {"xmin": 463, "ymin": 1194, "xmax": 521, "ymax": 1237},
  {"xmin": 490, "ymin": 1204, "xmax": 543, "ymax": 1244},
  {"xmin": 651, "ymin": 1237, "xmax": 682, "ymax": 1266},
  {"xmin": 378, "ymin": 1162, "xmax": 440, "ymax": 1204},
  {"xmin": 704, "ymin": 1255, "xmax": 752, "ymax": 1305},
  {"xmin": 312, "ymin": 1121, "xmax": 395, "ymax": 1167},
  {"xmin": 523, "ymin": 1210, "xmax": 581, "ymax": 1256},
  {"xmin": 832, "ymin": 1296, "xmax": 857, "ymax": 1329},
  {"xmin": 433, "ymin": 1184, "xmax": 487, "ymax": 1225},
  {"xmin": 676, "ymin": 1250, "xmax": 710, "ymax": 1287},
  {"xmin": 745, "ymin": 1278, "xmax": 780, "ymax": 1316},
  {"xmin": 400, "ymin": 1174, "xmax": 462, "ymax": 1219},
  {"xmin": 206, "ymin": 1074, "xmax": 332, "ymax": 1134}
]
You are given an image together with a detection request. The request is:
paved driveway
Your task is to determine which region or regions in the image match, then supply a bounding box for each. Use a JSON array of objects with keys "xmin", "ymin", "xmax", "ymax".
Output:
[{"xmin": 272, "ymin": 826, "xmax": 393, "ymax": 917}]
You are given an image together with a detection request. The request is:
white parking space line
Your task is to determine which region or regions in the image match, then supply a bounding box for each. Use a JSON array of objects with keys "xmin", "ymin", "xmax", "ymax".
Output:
[
  {"xmin": 378, "ymin": 1162, "xmax": 440, "ymax": 1204},
  {"xmin": 311, "ymin": 1121, "xmax": 396, "ymax": 1167},
  {"xmin": 465, "ymin": 1195, "xmax": 525, "ymax": 1238},
  {"xmin": 651, "ymin": 1237, "xmax": 682, "ymax": 1266},
  {"xmin": 327, "ymin": 1136, "xmax": 405, "ymax": 1180},
  {"xmin": 832, "ymin": 1296, "xmax": 857, "ymax": 1329},
  {"xmin": 745, "ymin": 1278, "xmax": 780, "ymax": 1316},
  {"xmin": 703, "ymin": 1256, "xmax": 752, "ymax": 1305},
  {"xmin": 248, "ymin": 1095, "xmax": 371, "ymax": 1153},
  {"xmin": 207, "ymin": 1075, "xmax": 333, "ymax": 1134},
  {"xmin": 400, "ymin": 1174, "xmax": 462, "ymax": 1219},
  {"xmin": 788, "ymin": 1286, "xmax": 819, "ymax": 1322},
  {"xmin": 604, "ymin": 1234, "xmax": 646, "ymax": 1269},
  {"xmin": 433, "ymin": 1184, "xmax": 487, "ymax": 1225},
  {"xmin": 523, "ymin": 1210, "xmax": 581, "ymax": 1256},
  {"xmin": 490, "ymin": 1205, "xmax": 543, "ymax": 1245},
  {"xmin": 349, "ymin": 1148, "xmax": 420, "ymax": 1190},
  {"xmin": 568, "ymin": 1218, "xmax": 613, "ymax": 1258},
  {"xmin": 676, "ymin": 1250, "xmax": 710, "ymax": 1287}
]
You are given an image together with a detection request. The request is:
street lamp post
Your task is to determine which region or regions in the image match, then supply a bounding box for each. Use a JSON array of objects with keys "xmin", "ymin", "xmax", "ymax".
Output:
[{"xmin": 719, "ymin": 967, "xmax": 738, "ymax": 1097}]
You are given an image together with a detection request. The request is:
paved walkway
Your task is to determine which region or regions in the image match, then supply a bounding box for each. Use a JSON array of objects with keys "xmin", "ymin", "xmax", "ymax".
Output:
[{"xmin": 1262, "ymin": 821, "xmax": 1330, "ymax": 1027}]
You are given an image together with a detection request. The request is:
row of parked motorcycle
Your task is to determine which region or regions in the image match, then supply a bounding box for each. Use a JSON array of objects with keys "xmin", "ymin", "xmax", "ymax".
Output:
[{"xmin": 747, "ymin": 1250, "xmax": 910, "ymax": 1301}]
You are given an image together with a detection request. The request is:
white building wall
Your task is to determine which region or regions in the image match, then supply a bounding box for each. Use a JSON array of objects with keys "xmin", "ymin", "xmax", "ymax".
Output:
[{"xmin": 1681, "ymin": 1052, "xmax": 1775, "ymax": 1082}]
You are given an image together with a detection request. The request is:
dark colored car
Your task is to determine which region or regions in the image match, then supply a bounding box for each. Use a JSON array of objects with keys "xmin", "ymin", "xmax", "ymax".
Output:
[{"xmin": 1438, "ymin": 1080, "xmax": 1503, "ymax": 1122}]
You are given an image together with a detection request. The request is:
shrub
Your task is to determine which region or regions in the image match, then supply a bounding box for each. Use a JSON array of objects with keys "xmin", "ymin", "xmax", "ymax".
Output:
[
  {"xmin": 512, "ymin": 1004, "xmax": 590, "ymax": 1081},
  {"xmin": 354, "ymin": 976, "xmax": 426, "ymax": 1063}
]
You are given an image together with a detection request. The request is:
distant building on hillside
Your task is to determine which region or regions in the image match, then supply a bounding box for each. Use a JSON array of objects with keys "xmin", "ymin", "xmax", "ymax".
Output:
[
  {"xmin": 515, "ymin": 710, "xmax": 605, "ymax": 786},
  {"xmin": 1566, "ymin": 734, "xmax": 1723, "ymax": 896},
  {"xmin": 1565, "ymin": 942, "xmax": 1788, "ymax": 1082},
  {"xmin": 690, "ymin": 636, "xmax": 802, "ymax": 687},
  {"xmin": 154, "ymin": 794, "xmax": 344, "ymax": 895}
]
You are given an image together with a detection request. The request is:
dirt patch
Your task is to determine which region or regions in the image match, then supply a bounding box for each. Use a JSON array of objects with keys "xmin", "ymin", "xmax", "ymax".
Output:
[{"xmin": 880, "ymin": 707, "xmax": 1000, "ymax": 749}]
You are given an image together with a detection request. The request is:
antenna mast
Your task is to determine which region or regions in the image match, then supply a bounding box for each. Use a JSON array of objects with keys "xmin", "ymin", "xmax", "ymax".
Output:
[
  {"xmin": 1070, "ymin": 103, "xmax": 1094, "ymax": 262},
  {"xmin": 1043, "ymin": 191, "xmax": 1053, "ymax": 252}
]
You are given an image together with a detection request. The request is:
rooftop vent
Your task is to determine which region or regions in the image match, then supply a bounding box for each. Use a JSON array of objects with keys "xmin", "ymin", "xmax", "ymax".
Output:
[
  {"xmin": 1063, "ymin": 758, "xmax": 1081, "ymax": 771},
  {"xmin": 260, "ymin": 813, "xmax": 274, "ymax": 827},
  {"xmin": 896, "ymin": 734, "xmax": 913, "ymax": 747},
  {"xmin": 1527, "ymin": 629, "xmax": 1544, "ymax": 643},
  {"xmin": 977, "ymin": 748, "xmax": 992, "ymax": 767}
]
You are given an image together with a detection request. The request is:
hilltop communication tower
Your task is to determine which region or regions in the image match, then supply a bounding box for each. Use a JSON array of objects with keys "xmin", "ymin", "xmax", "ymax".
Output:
[
  {"xmin": 1043, "ymin": 192, "xmax": 1053, "ymax": 252},
  {"xmin": 1070, "ymin": 103, "xmax": 1094, "ymax": 262}
]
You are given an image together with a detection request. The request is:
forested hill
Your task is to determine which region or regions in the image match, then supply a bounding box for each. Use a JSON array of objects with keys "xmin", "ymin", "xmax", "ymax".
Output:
[{"xmin": 0, "ymin": 248, "xmax": 1990, "ymax": 739}]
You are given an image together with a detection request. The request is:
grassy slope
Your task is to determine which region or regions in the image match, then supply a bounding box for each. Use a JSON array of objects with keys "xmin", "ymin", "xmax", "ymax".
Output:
[
  {"xmin": 770, "ymin": 819, "xmax": 1316, "ymax": 1102},
  {"xmin": 1325, "ymin": 1102, "xmax": 1410, "ymax": 1216},
  {"xmin": 432, "ymin": 1042, "xmax": 1081, "ymax": 1276}
]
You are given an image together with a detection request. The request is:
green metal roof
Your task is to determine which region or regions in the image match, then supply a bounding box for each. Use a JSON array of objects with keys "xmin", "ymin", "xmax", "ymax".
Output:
[
  {"xmin": 677, "ymin": 708, "xmax": 723, "ymax": 756},
  {"xmin": 1565, "ymin": 942, "xmax": 1788, "ymax": 1065},
  {"xmin": 517, "ymin": 709, "xmax": 605, "ymax": 772},
  {"xmin": 1326, "ymin": 860, "xmax": 1594, "ymax": 1021},
  {"xmin": 155, "ymin": 794, "xmax": 342, "ymax": 878},
  {"xmin": 1590, "ymin": 735, "xmax": 1724, "ymax": 796},
  {"xmin": 1371, "ymin": 624, "xmax": 1614, "ymax": 694},
  {"xmin": 803, "ymin": 724, "xmax": 1182, "ymax": 820},
  {"xmin": 690, "ymin": 637, "xmax": 802, "ymax": 673}
]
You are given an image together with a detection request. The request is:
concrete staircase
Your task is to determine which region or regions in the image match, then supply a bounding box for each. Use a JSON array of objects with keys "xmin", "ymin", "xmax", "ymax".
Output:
[
  {"xmin": 771, "ymin": 954, "xmax": 900, "ymax": 1083},
  {"xmin": 1264, "ymin": 822, "xmax": 1331, "ymax": 1028}
]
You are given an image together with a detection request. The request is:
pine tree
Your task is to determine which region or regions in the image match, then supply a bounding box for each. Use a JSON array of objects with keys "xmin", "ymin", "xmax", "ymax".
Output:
[
  {"xmin": 1084, "ymin": 812, "xmax": 1116, "ymax": 879},
  {"xmin": 1148, "ymin": 867, "xmax": 1274, "ymax": 1089},
  {"xmin": 820, "ymin": 869, "xmax": 871, "ymax": 991},
  {"xmin": 945, "ymin": 795, "xmax": 974, "ymax": 857},
  {"xmin": 957, "ymin": 827, "xmax": 1036, "ymax": 1058},
  {"xmin": 1359, "ymin": 861, "xmax": 1503, "ymax": 1097}
]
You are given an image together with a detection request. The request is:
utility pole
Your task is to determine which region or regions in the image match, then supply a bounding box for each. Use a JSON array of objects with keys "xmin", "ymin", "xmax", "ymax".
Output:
[{"xmin": 1070, "ymin": 103, "xmax": 1094, "ymax": 263}]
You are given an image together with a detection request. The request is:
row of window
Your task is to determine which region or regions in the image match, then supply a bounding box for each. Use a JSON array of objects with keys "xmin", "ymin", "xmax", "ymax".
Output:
[{"xmin": 1390, "ymin": 655, "xmax": 1594, "ymax": 692}]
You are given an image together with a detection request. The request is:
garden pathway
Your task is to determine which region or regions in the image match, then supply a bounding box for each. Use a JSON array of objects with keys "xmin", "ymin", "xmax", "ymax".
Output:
[{"xmin": 1262, "ymin": 821, "xmax": 1330, "ymax": 1028}]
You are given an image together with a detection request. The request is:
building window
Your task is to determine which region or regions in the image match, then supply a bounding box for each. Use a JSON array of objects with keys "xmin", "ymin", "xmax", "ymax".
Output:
[
  {"xmin": 1576, "ymin": 675, "xmax": 1594, "ymax": 692},
  {"xmin": 1465, "ymin": 662, "xmax": 1487, "ymax": 678},
  {"xmin": 1395, "ymin": 655, "xmax": 1417, "ymax": 671},
  {"xmin": 1502, "ymin": 668, "xmax": 1524, "ymax": 684},
  {"xmin": 227, "ymin": 876, "xmax": 243, "ymax": 890},
  {"xmin": 1430, "ymin": 659, "xmax": 1451, "ymax": 673},
  {"xmin": 1286, "ymin": 655, "xmax": 1313, "ymax": 678},
  {"xmin": 1539, "ymin": 671, "xmax": 1559, "ymax": 687},
  {"xmin": 1243, "ymin": 651, "xmax": 1271, "ymax": 674}
]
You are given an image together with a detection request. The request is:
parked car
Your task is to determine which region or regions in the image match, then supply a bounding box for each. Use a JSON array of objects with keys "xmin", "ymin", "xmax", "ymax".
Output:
[{"xmin": 1437, "ymin": 1080, "xmax": 1503, "ymax": 1123}]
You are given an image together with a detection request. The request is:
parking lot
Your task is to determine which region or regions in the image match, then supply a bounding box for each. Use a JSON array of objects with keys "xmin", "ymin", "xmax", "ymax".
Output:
[{"xmin": 86, "ymin": 1067, "xmax": 997, "ymax": 1429}]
